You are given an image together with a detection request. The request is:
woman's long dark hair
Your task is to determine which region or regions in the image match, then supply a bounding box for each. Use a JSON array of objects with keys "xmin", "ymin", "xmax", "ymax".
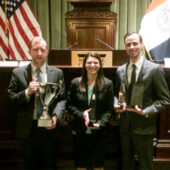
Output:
[{"xmin": 79, "ymin": 52, "xmax": 105, "ymax": 92}]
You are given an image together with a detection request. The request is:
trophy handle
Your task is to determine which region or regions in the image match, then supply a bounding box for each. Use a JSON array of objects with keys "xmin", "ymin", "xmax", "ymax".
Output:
[{"xmin": 44, "ymin": 85, "xmax": 56, "ymax": 105}]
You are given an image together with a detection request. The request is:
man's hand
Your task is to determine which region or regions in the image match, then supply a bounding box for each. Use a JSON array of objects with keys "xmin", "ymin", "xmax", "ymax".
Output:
[
  {"xmin": 46, "ymin": 115, "xmax": 57, "ymax": 130},
  {"xmin": 126, "ymin": 105, "xmax": 146, "ymax": 116},
  {"xmin": 114, "ymin": 102, "xmax": 127, "ymax": 113},
  {"xmin": 27, "ymin": 78, "xmax": 40, "ymax": 96}
]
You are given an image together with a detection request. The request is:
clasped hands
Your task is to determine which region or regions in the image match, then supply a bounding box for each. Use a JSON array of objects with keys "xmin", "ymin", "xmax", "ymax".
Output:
[
  {"xmin": 114, "ymin": 102, "xmax": 146, "ymax": 116},
  {"xmin": 82, "ymin": 109, "xmax": 100, "ymax": 129}
]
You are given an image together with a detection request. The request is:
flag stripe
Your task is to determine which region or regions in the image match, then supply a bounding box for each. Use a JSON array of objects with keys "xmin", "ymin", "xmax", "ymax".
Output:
[
  {"xmin": 0, "ymin": 26, "xmax": 8, "ymax": 50},
  {"xmin": 20, "ymin": 2, "xmax": 39, "ymax": 36},
  {"xmin": 146, "ymin": 0, "xmax": 166, "ymax": 14},
  {"xmin": 9, "ymin": 44, "xmax": 17, "ymax": 60},
  {"xmin": 9, "ymin": 20, "xmax": 27, "ymax": 60},
  {"xmin": 10, "ymin": 16, "xmax": 30, "ymax": 60},
  {"xmin": 150, "ymin": 39, "xmax": 170, "ymax": 61},
  {"xmin": 0, "ymin": 36, "xmax": 8, "ymax": 60},
  {"xmin": 0, "ymin": 8, "xmax": 6, "ymax": 32},
  {"xmin": 23, "ymin": 1, "xmax": 41, "ymax": 36},
  {"xmin": 13, "ymin": 12, "xmax": 30, "ymax": 47},
  {"xmin": 12, "ymin": 12, "xmax": 31, "ymax": 59},
  {"xmin": 16, "ymin": 8, "xmax": 34, "ymax": 42}
]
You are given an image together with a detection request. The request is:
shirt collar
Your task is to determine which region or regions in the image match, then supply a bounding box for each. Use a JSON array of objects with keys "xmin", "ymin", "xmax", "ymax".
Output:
[
  {"xmin": 129, "ymin": 56, "xmax": 143, "ymax": 69},
  {"xmin": 31, "ymin": 63, "xmax": 47, "ymax": 73}
]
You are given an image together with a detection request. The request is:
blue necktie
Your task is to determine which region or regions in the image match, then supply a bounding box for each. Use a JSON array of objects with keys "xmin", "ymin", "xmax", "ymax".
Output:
[
  {"xmin": 36, "ymin": 68, "xmax": 42, "ymax": 82},
  {"xmin": 36, "ymin": 68, "xmax": 43, "ymax": 117}
]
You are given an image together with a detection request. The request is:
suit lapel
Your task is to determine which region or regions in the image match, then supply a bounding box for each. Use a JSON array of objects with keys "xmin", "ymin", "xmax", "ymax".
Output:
[
  {"xmin": 46, "ymin": 65, "xmax": 53, "ymax": 82},
  {"xmin": 24, "ymin": 64, "xmax": 32, "ymax": 85},
  {"xmin": 137, "ymin": 58, "xmax": 148, "ymax": 83},
  {"xmin": 124, "ymin": 63, "xmax": 129, "ymax": 89}
]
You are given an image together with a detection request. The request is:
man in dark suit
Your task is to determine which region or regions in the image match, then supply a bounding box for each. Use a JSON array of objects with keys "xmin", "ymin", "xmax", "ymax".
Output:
[
  {"xmin": 8, "ymin": 36, "xmax": 66, "ymax": 169},
  {"xmin": 114, "ymin": 32, "xmax": 170, "ymax": 170}
]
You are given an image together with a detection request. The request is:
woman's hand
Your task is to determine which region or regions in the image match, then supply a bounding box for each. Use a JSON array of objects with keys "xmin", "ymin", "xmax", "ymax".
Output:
[{"xmin": 82, "ymin": 108, "xmax": 91, "ymax": 126}]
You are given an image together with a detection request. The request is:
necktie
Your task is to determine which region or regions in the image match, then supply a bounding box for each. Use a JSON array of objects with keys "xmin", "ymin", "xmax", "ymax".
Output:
[
  {"xmin": 36, "ymin": 68, "xmax": 43, "ymax": 117},
  {"xmin": 131, "ymin": 64, "xmax": 136, "ymax": 85},
  {"xmin": 36, "ymin": 68, "xmax": 42, "ymax": 82},
  {"xmin": 128, "ymin": 64, "xmax": 136, "ymax": 105}
]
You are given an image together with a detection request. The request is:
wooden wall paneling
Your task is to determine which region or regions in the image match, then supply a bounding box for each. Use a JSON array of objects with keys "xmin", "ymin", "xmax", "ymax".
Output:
[
  {"xmin": 66, "ymin": 1, "xmax": 117, "ymax": 50},
  {"xmin": 47, "ymin": 49, "xmax": 129, "ymax": 66},
  {"xmin": 156, "ymin": 68, "xmax": 170, "ymax": 158},
  {"xmin": 0, "ymin": 68, "xmax": 17, "ymax": 139},
  {"xmin": 66, "ymin": 20, "xmax": 116, "ymax": 50},
  {"xmin": 48, "ymin": 50, "xmax": 71, "ymax": 66}
]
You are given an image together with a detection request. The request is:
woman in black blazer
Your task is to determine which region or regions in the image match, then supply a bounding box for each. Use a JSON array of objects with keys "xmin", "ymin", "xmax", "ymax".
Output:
[{"xmin": 67, "ymin": 52, "xmax": 114, "ymax": 170}]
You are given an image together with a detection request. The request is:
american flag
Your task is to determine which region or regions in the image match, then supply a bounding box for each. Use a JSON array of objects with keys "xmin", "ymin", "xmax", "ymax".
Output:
[{"xmin": 0, "ymin": 0, "xmax": 42, "ymax": 61}]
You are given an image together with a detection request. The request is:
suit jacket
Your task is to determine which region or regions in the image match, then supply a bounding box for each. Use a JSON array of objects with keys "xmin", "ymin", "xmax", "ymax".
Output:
[
  {"xmin": 8, "ymin": 64, "xmax": 66, "ymax": 139},
  {"xmin": 115, "ymin": 58, "xmax": 170, "ymax": 135},
  {"xmin": 67, "ymin": 77, "xmax": 114, "ymax": 135}
]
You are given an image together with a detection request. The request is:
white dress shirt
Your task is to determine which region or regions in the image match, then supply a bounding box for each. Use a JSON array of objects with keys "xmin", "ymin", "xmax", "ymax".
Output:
[{"xmin": 127, "ymin": 56, "xmax": 144, "ymax": 84}]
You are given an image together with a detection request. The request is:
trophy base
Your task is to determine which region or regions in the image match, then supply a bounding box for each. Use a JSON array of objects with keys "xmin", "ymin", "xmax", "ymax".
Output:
[
  {"xmin": 38, "ymin": 119, "xmax": 52, "ymax": 127},
  {"xmin": 119, "ymin": 103, "xmax": 124, "ymax": 109}
]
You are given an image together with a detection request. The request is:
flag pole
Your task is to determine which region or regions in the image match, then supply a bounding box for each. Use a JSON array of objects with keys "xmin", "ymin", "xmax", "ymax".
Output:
[
  {"xmin": 4, "ymin": 0, "xmax": 8, "ymax": 35},
  {"xmin": 143, "ymin": 44, "xmax": 153, "ymax": 61}
]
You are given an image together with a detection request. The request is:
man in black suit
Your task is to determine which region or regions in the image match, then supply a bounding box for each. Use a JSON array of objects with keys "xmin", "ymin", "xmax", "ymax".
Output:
[
  {"xmin": 8, "ymin": 36, "xmax": 66, "ymax": 169},
  {"xmin": 114, "ymin": 32, "xmax": 170, "ymax": 170}
]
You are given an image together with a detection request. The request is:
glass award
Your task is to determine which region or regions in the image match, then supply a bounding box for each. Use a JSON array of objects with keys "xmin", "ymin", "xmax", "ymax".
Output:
[
  {"xmin": 89, "ymin": 93, "xmax": 97, "ymax": 126},
  {"xmin": 130, "ymin": 83, "xmax": 144, "ymax": 108}
]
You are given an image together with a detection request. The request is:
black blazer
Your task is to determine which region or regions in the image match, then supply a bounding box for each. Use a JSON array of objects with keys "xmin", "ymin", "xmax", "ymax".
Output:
[
  {"xmin": 67, "ymin": 77, "xmax": 114, "ymax": 135},
  {"xmin": 114, "ymin": 58, "xmax": 170, "ymax": 135},
  {"xmin": 8, "ymin": 64, "xmax": 66, "ymax": 139}
]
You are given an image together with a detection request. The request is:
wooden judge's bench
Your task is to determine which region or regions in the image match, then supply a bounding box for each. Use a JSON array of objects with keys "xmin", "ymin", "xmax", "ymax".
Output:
[{"xmin": 0, "ymin": 49, "xmax": 170, "ymax": 170}]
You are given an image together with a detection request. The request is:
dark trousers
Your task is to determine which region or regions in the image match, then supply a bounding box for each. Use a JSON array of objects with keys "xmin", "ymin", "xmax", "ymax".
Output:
[
  {"xmin": 120, "ymin": 131, "xmax": 154, "ymax": 170},
  {"xmin": 22, "ymin": 121, "xmax": 58, "ymax": 170},
  {"xmin": 73, "ymin": 133, "xmax": 107, "ymax": 168}
]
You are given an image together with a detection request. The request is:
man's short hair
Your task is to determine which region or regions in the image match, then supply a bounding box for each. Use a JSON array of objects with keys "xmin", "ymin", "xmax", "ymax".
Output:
[
  {"xmin": 124, "ymin": 32, "xmax": 143, "ymax": 43},
  {"xmin": 29, "ymin": 36, "xmax": 47, "ymax": 49}
]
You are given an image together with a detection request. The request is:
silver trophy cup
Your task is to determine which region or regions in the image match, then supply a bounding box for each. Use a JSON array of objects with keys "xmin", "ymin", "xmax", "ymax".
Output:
[{"xmin": 37, "ymin": 81, "xmax": 63, "ymax": 127}]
